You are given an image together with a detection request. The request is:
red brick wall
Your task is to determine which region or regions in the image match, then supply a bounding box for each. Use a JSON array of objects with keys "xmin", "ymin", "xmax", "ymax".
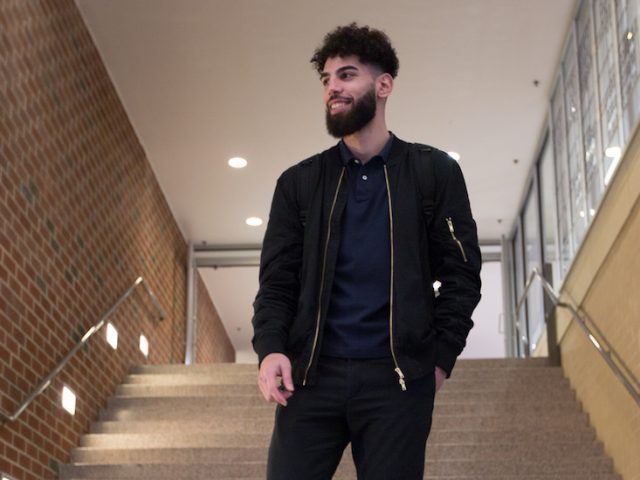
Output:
[
  {"xmin": 0, "ymin": 1, "xmax": 233, "ymax": 479},
  {"xmin": 196, "ymin": 274, "xmax": 235, "ymax": 363}
]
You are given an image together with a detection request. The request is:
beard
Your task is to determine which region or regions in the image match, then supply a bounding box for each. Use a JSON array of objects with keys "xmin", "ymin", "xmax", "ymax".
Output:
[{"xmin": 325, "ymin": 86, "xmax": 376, "ymax": 138}]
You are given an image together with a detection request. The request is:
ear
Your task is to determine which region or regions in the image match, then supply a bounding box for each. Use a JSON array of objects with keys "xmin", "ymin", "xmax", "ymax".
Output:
[{"xmin": 376, "ymin": 73, "xmax": 394, "ymax": 99}]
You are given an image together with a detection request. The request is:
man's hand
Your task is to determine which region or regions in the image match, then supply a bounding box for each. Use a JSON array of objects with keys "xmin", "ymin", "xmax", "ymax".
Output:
[
  {"xmin": 258, "ymin": 353, "xmax": 295, "ymax": 406},
  {"xmin": 435, "ymin": 366, "xmax": 447, "ymax": 392}
]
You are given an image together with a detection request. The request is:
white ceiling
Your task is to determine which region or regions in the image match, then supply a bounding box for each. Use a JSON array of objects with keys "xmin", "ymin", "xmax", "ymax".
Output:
[{"xmin": 77, "ymin": 0, "xmax": 577, "ymax": 361}]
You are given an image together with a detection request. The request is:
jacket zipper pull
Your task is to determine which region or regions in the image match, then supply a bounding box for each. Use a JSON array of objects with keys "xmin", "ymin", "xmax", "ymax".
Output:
[
  {"xmin": 395, "ymin": 367, "xmax": 407, "ymax": 391},
  {"xmin": 446, "ymin": 217, "xmax": 468, "ymax": 263}
]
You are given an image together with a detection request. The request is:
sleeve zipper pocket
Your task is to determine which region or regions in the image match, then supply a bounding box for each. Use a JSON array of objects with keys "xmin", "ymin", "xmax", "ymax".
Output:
[{"xmin": 446, "ymin": 217, "xmax": 468, "ymax": 263}]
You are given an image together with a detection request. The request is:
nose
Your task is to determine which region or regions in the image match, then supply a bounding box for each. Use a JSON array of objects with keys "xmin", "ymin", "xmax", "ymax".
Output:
[{"xmin": 325, "ymin": 76, "xmax": 342, "ymax": 95}]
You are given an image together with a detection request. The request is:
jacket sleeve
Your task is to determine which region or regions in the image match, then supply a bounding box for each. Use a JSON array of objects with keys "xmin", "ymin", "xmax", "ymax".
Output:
[
  {"xmin": 428, "ymin": 154, "xmax": 482, "ymax": 377},
  {"xmin": 251, "ymin": 168, "xmax": 303, "ymax": 364}
]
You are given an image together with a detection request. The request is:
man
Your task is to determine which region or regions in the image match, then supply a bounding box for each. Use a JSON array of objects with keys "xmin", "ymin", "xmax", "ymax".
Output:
[{"xmin": 252, "ymin": 23, "xmax": 481, "ymax": 480}]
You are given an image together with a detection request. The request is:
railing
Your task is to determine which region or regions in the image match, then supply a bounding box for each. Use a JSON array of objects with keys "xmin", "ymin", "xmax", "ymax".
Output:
[
  {"xmin": 514, "ymin": 268, "xmax": 640, "ymax": 406},
  {"xmin": 0, "ymin": 276, "xmax": 166, "ymax": 424}
]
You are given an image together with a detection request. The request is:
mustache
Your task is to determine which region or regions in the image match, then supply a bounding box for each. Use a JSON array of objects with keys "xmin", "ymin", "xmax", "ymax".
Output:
[{"xmin": 328, "ymin": 95, "xmax": 352, "ymax": 103}]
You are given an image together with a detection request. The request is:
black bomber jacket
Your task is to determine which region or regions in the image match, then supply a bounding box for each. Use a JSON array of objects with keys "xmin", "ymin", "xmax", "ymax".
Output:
[{"xmin": 252, "ymin": 136, "xmax": 482, "ymax": 390}]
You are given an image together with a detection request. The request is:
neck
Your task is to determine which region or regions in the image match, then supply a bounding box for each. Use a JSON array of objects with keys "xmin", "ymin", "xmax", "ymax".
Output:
[{"xmin": 343, "ymin": 114, "xmax": 390, "ymax": 164}]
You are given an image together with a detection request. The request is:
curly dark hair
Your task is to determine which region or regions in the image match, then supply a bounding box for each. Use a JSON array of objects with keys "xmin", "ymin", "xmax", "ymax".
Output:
[{"xmin": 310, "ymin": 23, "xmax": 399, "ymax": 78}]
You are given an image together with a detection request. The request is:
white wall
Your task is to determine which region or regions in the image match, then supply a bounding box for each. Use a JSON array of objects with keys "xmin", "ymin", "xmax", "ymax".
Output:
[{"xmin": 459, "ymin": 261, "xmax": 506, "ymax": 359}]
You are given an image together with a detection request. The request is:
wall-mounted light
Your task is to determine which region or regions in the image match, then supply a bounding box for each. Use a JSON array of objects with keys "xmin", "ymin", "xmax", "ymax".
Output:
[
  {"xmin": 106, "ymin": 322, "xmax": 118, "ymax": 350},
  {"xmin": 447, "ymin": 151, "xmax": 460, "ymax": 161},
  {"xmin": 62, "ymin": 385, "xmax": 76, "ymax": 415},
  {"xmin": 139, "ymin": 334, "xmax": 149, "ymax": 358}
]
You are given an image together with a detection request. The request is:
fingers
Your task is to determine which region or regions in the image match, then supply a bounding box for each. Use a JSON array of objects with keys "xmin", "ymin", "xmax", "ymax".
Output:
[
  {"xmin": 281, "ymin": 364, "xmax": 295, "ymax": 393},
  {"xmin": 258, "ymin": 353, "xmax": 294, "ymax": 406}
]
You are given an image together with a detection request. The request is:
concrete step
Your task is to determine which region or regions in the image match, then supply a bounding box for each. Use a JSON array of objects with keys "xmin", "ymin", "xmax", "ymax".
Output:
[
  {"xmin": 128, "ymin": 357, "xmax": 552, "ymax": 376},
  {"xmin": 63, "ymin": 476, "xmax": 622, "ymax": 480},
  {"xmin": 115, "ymin": 382, "xmax": 578, "ymax": 403},
  {"xmin": 59, "ymin": 456, "xmax": 615, "ymax": 478},
  {"xmin": 124, "ymin": 363, "xmax": 562, "ymax": 378},
  {"xmin": 71, "ymin": 440, "xmax": 606, "ymax": 464},
  {"xmin": 124, "ymin": 368, "xmax": 565, "ymax": 383},
  {"xmin": 80, "ymin": 432, "xmax": 602, "ymax": 455},
  {"xmin": 88, "ymin": 424, "xmax": 598, "ymax": 445},
  {"xmin": 99, "ymin": 400, "xmax": 591, "ymax": 427},
  {"xmin": 121, "ymin": 372, "xmax": 258, "ymax": 385},
  {"xmin": 104, "ymin": 395, "xmax": 580, "ymax": 415},
  {"xmin": 88, "ymin": 413, "xmax": 592, "ymax": 442},
  {"xmin": 454, "ymin": 357, "xmax": 551, "ymax": 368},
  {"xmin": 120, "ymin": 372, "xmax": 571, "ymax": 392},
  {"xmin": 123, "ymin": 366, "xmax": 563, "ymax": 382}
]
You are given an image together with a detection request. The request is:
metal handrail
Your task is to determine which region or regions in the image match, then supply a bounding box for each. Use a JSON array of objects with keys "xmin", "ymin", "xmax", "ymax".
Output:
[
  {"xmin": 0, "ymin": 276, "xmax": 166, "ymax": 424},
  {"xmin": 514, "ymin": 268, "xmax": 640, "ymax": 406}
]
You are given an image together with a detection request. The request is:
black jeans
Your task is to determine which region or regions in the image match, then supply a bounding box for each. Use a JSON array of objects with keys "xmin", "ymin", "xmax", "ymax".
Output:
[{"xmin": 267, "ymin": 356, "xmax": 436, "ymax": 480}]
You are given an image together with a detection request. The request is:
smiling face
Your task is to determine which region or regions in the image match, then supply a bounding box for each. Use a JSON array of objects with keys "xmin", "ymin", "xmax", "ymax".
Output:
[{"xmin": 321, "ymin": 55, "xmax": 385, "ymax": 138}]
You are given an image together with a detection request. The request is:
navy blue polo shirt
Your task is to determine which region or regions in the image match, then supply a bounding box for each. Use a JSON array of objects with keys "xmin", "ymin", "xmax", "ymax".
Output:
[{"xmin": 321, "ymin": 135, "xmax": 394, "ymax": 358}]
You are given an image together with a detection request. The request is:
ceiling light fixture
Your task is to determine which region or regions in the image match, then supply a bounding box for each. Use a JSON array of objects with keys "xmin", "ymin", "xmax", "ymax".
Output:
[
  {"xmin": 447, "ymin": 151, "xmax": 460, "ymax": 161},
  {"xmin": 228, "ymin": 157, "xmax": 247, "ymax": 169},
  {"xmin": 246, "ymin": 217, "xmax": 263, "ymax": 227}
]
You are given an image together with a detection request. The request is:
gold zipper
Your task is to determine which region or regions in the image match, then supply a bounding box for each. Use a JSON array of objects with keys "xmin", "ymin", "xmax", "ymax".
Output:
[
  {"xmin": 384, "ymin": 165, "xmax": 406, "ymax": 391},
  {"xmin": 446, "ymin": 217, "xmax": 468, "ymax": 263},
  {"xmin": 302, "ymin": 167, "xmax": 346, "ymax": 386}
]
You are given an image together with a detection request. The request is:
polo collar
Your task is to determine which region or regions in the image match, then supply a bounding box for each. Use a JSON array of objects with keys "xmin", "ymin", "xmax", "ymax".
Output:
[{"xmin": 338, "ymin": 133, "xmax": 395, "ymax": 166}]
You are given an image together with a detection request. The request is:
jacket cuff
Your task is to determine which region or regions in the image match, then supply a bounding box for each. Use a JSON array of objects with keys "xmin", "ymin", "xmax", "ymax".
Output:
[
  {"xmin": 253, "ymin": 334, "xmax": 287, "ymax": 366},
  {"xmin": 435, "ymin": 341, "xmax": 460, "ymax": 378}
]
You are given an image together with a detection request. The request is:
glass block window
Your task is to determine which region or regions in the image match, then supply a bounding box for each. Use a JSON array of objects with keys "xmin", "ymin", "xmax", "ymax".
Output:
[
  {"xmin": 595, "ymin": 0, "xmax": 625, "ymax": 188},
  {"xmin": 551, "ymin": 77, "xmax": 574, "ymax": 277},
  {"xmin": 577, "ymin": 0, "xmax": 605, "ymax": 221},
  {"xmin": 616, "ymin": 0, "xmax": 640, "ymax": 141},
  {"xmin": 562, "ymin": 32, "xmax": 589, "ymax": 249}
]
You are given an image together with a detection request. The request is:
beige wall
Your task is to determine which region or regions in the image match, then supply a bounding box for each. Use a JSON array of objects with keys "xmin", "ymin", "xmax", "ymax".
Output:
[{"xmin": 557, "ymin": 125, "xmax": 640, "ymax": 480}]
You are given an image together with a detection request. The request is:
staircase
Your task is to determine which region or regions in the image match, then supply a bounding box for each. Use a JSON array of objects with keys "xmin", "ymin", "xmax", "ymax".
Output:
[{"xmin": 60, "ymin": 358, "xmax": 621, "ymax": 479}]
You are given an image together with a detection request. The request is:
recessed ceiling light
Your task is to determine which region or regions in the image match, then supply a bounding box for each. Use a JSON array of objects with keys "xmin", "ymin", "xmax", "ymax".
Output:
[
  {"xmin": 228, "ymin": 157, "xmax": 247, "ymax": 169},
  {"xmin": 447, "ymin": 151, "xmax": 460, "ymax": 161},
  {"xmin": 246, "ymin": 217, "xmax": 263, "ymax": 227}
]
